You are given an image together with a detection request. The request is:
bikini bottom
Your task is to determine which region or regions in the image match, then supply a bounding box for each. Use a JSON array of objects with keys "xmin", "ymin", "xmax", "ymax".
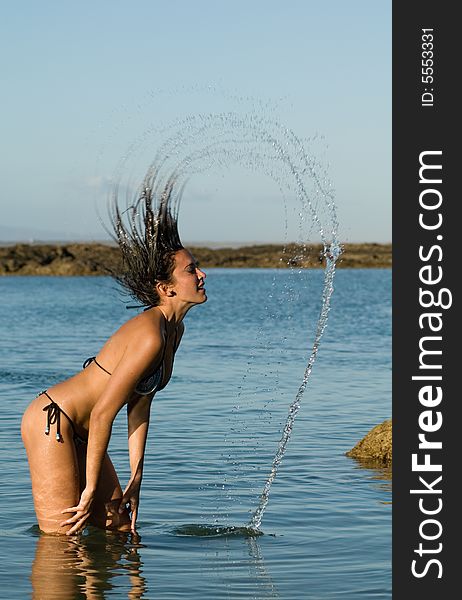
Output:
[{"xmin": 38, "ymin": 390, "xmax": 87, "ymax": 445}]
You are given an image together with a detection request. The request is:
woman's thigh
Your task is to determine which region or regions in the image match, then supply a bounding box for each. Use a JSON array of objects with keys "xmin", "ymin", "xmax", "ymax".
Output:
[{"xmin": 22, "ymin": 399, "xmax": 80, "ymax": 534}]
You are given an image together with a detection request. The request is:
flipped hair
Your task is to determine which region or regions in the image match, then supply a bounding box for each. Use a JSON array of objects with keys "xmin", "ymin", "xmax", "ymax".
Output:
[{"xmin": 109, "ymin": 177, "xmax": 184, "ymax": 308}]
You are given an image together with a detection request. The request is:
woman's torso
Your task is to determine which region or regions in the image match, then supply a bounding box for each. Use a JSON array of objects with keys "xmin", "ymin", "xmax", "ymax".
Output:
[{"xmin": 35, "ymin": 308, "xmax": 181, "ymax": 434}]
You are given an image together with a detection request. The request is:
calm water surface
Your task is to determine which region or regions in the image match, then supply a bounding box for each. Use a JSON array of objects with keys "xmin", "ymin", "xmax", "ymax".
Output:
[{"xmin": 0, "ymin": 269, "xmax": 391, "ymax": 598}]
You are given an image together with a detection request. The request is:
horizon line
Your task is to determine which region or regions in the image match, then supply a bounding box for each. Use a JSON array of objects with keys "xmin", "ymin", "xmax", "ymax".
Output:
[{"xmin": 0, "ymin": 238, "xmax": 392, "ymax": 247}]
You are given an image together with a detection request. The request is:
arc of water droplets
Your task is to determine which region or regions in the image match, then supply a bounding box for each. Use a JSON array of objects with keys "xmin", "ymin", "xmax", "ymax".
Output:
[
  {"xmin": 112, "ymin": 110, "xmax": 341, "ymax": 530},
  {"xmin": 112, "ymin": 112, "xmax": 339, "ymax": 247}
]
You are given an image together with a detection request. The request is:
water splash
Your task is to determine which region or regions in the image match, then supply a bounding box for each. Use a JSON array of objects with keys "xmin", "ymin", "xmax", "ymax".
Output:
[
  {"xmin": 174, "ymin": 524, "xmax": 262, "ymax": 538},
  {"xmin": 110, "ymin": 100, "xmax": 340, "ymax": 531},
  {"xmin": 108, "ymin": 111, "xmax": 338, "ymax": 248},
  {"xmin": 249, "ymin": 244, "xmax": 341, "ymax": 529}
]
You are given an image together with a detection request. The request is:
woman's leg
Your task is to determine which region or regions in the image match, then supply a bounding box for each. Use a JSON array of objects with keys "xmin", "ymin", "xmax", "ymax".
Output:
[
  {"xmin": 21, "ymin": 397, "xmax": 80, "ymax": 534},
  {"xmin": 22, "ymin": 394, "xmax": 130, "ymax": 534},
  {"xmin": 75, "ymin": 444, "xmax": 131, "ymax": 532}
]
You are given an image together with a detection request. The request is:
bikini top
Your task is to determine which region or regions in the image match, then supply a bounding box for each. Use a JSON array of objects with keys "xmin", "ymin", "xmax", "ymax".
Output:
[
  {"xmin": 83, "ymin": 356, "xmax": 163, "ymax": 395},
  {"xmin": 83, "ymin": 326, "xmax": 179, "ymax": 395}
]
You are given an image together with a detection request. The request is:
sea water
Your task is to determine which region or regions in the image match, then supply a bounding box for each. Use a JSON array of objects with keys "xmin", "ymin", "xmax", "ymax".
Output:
[{"xmin": 0, "ymin": 269, "xmax": 390, "ymax": 598}]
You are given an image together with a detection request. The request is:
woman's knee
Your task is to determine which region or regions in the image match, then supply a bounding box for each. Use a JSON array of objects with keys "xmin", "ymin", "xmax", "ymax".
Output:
[
  {"xmin": 91, "ymin": 499, "xmax": 131, "ymax": 532},
  {"xmin": 36, "ymin": 513, "xmax": 75, "ymax": 536},
  {"xmin": 109, "ymin": 503, "xmax": 131, "ymax": 532}
]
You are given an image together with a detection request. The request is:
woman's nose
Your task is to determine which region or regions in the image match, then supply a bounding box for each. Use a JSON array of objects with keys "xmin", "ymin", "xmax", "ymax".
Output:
[{"xmin": 197, "ymin": 267, "xmax": 206, "ymax": 279}]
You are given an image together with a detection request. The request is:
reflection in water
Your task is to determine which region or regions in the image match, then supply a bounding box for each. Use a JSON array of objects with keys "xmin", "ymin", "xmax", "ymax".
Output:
[
  {"xmin": 349, "ymin": 457, "xmax": 393, "ymax": 499},
  {"xmin": 246, "ymin": 536, "xmax": 280, "ymax": 599},
  {"xmin": 171, "ymin": 524, "xmax": 279, "ymax": 598},
  {"xmin": 31, "ymin": 528, "xmax": 146, "ymax": 599},
  {"xmin": 349, "ymin": 457, "xmax": 392, "ymax": 479}
]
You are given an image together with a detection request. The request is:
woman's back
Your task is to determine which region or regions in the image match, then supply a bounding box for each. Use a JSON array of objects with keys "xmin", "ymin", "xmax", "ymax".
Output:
[{"xmin": 44, "ymin": 307, "xmax": 168, "ymax": 432}]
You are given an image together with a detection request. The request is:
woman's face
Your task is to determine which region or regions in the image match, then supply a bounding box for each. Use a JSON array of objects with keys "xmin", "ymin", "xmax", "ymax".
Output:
[{"xmin": 169, "ymin": 248, "xmax": 207, "ymax": 304}]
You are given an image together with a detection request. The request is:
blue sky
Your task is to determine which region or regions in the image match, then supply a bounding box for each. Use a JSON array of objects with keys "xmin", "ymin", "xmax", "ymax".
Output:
[{"xmin": 1, "ymin": 1, "xmax": 391, "ymax": 243}]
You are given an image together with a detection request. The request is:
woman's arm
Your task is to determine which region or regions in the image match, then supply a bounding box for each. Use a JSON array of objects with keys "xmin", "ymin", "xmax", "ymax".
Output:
[
  {"xmin": 61, "ymin": 334, "xmax": 162, "ymax": 535},
  {"xmin": 120, "ymin": 322, "xmax": 185, "ymax": 527},
  {"xmin": 119, "ymin": 394, "xmax": 153, "ymax": 530}
]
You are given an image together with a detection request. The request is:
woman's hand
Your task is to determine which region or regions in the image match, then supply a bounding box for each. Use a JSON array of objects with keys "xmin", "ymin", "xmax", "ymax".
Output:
[
  {"xmin": 61, "ymin": 488, "xmax": 95, "ymax": 535},
  {"xmin": 119, "ymin": 476, "xmax": 141, "ymax": 532}
]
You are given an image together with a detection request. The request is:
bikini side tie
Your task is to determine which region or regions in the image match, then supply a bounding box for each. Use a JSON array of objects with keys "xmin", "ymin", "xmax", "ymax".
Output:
[{"xmin": 42, "ymin": 392, "xmax": 62, "ymax": 442}]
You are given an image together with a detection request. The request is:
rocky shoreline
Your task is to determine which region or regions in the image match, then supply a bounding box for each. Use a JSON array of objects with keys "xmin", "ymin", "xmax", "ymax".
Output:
[{"xmin": 0, "ymin": 242, "xmax": 391, "ymax": 275}]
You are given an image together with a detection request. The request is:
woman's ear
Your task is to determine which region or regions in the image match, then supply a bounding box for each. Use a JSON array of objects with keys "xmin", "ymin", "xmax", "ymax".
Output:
[{"xmin": 156, "ymin": 282, "xmax": 176, "ymax": 297}]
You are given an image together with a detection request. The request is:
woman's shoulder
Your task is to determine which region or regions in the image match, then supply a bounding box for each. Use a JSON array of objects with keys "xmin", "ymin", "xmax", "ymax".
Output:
[{"xmin": 116, "ymin": 308, "xmax": 165, "ymax": 347}]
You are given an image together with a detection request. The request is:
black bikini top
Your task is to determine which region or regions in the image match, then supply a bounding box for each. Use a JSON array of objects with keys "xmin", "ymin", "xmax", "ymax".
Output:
[
  {"xmin": 83, "ymin": 356, "xmax": 164, "ymax": 395},
  {"xmin": 83, "ymin": 324, "xmax": 179, "ymax": 395}
]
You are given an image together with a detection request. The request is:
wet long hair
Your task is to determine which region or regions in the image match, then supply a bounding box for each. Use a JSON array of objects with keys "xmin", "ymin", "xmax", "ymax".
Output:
[{"xmin": 109, "ymin": 176, "xmax": 184, "ymax": 308}]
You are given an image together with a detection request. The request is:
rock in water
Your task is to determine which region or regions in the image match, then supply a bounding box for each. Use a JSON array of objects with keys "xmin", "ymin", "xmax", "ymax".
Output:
[{"xmin": 346, "ymin": 419, "xmax": 392, "ymax": 464}]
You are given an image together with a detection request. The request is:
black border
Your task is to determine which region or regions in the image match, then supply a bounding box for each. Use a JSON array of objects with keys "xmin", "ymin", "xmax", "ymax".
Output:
[{"xmin": 393, "ymin": 2, "xmax": 458, "ymax": 597}]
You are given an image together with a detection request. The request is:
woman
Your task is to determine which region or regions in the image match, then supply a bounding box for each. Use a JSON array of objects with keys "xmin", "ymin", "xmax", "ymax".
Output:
[{"xmin": 21, "ymin": 180, "xmax": 207, "ymax": 535}]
